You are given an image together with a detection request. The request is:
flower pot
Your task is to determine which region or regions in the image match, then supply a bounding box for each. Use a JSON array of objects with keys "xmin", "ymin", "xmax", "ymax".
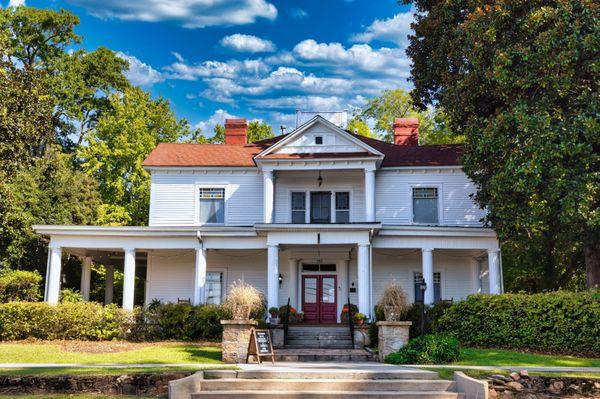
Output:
[
  {"xmin": 232, "ymin": 305, "xmax": 251, "ymax": 320},
  {"xmin": 384, "ymin": 306, "xmax": 401, "ymax": 321}
]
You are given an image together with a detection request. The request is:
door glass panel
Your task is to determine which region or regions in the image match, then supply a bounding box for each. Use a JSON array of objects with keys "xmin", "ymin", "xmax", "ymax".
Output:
[
  {"xmin": 321, "ymin": 277, "xmax": 335, "ymax": 303},
  {"xmin": 304, "ymin": 278, "xmax": 317, "ymax": 303}
]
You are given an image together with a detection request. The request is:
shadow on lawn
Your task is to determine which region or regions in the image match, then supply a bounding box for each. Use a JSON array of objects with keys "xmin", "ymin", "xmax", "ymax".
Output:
[{"xmin": 180, "ymin": 345, "xmax": 222, "ymax": 363}]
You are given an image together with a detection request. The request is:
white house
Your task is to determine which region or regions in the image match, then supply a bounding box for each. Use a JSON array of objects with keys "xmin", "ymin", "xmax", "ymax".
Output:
[{"xmin": 34, "ymin": 113, "xmax": 502, "ymax": 323}]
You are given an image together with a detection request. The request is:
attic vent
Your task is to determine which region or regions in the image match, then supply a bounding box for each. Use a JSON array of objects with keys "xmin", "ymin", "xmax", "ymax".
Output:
[{"xmin": 315, "ymin": 136, "xmax": 323, "ymax": 144}]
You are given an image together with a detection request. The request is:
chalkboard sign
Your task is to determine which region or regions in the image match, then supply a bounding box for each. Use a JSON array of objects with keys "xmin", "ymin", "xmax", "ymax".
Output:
[{"xmin": 246, "ymin": 328, "xmax": 275, "ymax": 364}]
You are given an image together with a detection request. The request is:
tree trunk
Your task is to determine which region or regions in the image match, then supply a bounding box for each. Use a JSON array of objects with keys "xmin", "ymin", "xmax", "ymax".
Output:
[{"xmin": 584, "ymin": 239, "xmax": 600, "ymax": 289}]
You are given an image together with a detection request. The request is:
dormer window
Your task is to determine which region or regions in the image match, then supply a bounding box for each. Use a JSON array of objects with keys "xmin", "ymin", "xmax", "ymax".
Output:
[{"xmin": 315, "ymin": 136, "xmax": 323, "ymax": 145}]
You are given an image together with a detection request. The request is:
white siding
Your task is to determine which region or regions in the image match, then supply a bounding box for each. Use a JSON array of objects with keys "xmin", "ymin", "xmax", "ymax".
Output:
[
  {"xmin": 370, "ymin": 249, "xmax": 477, "ymax": 304},
  {"xmin": 274, "ymin": 170, "xmax": 365, "ymax": 223},
  {"xmin": 375, "ymin": 169, "xmax": 486, "ymax": 226},
  {"xmin": 146, "ymin": 248, "xmax": 481, "ymax": 308},
  {"xmin": 149, "ymin": 171, "xmax": 263, "ymax": 226},
  {"xmin": 146, "ymin": 249, "xmax": 267, "ymax": 304}
]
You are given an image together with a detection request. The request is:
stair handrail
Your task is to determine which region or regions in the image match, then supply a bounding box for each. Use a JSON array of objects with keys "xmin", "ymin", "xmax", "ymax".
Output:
[
  {"xmin": 347, "ymin": 297, "xmax": 355, "ymax": 348},
  {"xmin": 283, "ymin": 297, "xmax": 291, "ymax": 346}
]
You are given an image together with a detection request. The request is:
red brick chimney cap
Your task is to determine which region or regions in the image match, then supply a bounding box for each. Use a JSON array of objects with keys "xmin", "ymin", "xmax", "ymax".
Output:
[
  {"xmin": 225, "ymin": 118, "xmax": 247, "ymax": 127},
  {"xmin": 393, "ymin": 117, "xmax": 419, "ymax": 127}
]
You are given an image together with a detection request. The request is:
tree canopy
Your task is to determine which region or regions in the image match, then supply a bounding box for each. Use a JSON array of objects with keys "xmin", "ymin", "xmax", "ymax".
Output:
[
  {"xmin": 404, "ymin": 0, "xmax": 599, "ymax": 289},
  {"xmin": 353, "ymin": 88, "xmax": 463, "ymax": 144}
]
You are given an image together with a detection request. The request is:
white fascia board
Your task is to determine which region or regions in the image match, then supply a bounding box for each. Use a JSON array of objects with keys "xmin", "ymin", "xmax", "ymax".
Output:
[
  {"xmin": 33, "ymin": 225, "xmax": 257, "ymax": 237},
  {"xmin": 255, "ymin": 116, "xmax": 384, "ymax": 158},
  {"xmin": 255, "ymin": 158, "xmax": 380, "ymax": 171},
  {"xmin": 379, "ymin": 225, "xmax": 497, "ymax": 238}
]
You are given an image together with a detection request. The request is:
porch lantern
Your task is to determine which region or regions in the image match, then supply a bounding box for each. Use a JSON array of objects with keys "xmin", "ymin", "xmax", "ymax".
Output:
[
  {"xmin": 317, "ymin": 171, "xmax": 323, "ymax": 187},
  {"xmin": 278, "ymin": 273, "xmax": 283, "ymax": 287}
]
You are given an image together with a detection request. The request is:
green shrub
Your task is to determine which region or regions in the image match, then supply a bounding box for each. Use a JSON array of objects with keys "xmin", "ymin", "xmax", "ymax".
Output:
[
  {"xmin": 0, "ymin": 302, "xmax": 129, "ymax": 340},
  {"xmin": 437, "ymin": 291, "xmax": 600, "ymax": 356},
  {"xmin": 0, "ymin": 270, "xmax": 42, "ymax": 302},
  {"xmin": 404, "ymin": 301, "xmax": 453, "ymax": 338},
  {"xmin": 59, "ymin": 288, "xmax": 83, "ymax": 303},
  {"xmin": 385, "ymin": 334, "xmax": 460, "ymax": 364},
  {"xmin": 131, "ymin": 302, "xmax": 232, "ymax": 341}
]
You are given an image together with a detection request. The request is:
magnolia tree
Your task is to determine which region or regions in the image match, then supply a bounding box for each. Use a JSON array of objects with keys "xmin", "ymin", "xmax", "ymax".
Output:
[{"xmin": 403, "ymin": 0, "xmax": 599, "ymax": 289}]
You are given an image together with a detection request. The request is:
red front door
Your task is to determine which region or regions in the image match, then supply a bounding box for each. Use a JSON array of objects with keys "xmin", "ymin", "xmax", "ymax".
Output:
[{"xmin": 302, "ymin": 275, "xmax": 337, "ymax": 323}]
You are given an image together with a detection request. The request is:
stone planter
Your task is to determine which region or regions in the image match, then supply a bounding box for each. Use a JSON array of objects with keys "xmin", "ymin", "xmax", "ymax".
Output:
[
  {"xmin": 376, "ymin": 321, "xmax": 411, "ymax": 362},
  {"xmin": 220, "ymin": 319, "xmax": 258, "ymax": 363},
  {"xmin": 353, "ymin": 325, "xmax": 371, "ymax": 349}
]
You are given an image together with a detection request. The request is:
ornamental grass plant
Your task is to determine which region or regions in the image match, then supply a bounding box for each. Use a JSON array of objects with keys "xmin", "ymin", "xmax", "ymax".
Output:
[
  {"xmin": 377, "ymin": 282, "xmax": 409, "ymax": 321},
  {"xmin": 223, "ymin": 280, "xmax": 265, "ymax": 319}
]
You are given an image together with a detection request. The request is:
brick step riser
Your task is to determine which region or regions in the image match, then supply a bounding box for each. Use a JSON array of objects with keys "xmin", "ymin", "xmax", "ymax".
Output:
[
  {"xmin": 284, "ymin": 344, "xmax": 354, "ymax": 349},
  {"xmin": 199, "ymin": 379, "xmax": 455, "ymax": 392},
  {"xmin": 192, "ymin": 391, "xmax": 460, "ymax": 399},
  {"xmin": 288, "ymin": 328, "xmax": 350, "ymax": 333},
  {"xmin": 287, "ymin": 334, "xmax": 352, "ymax": 338}
]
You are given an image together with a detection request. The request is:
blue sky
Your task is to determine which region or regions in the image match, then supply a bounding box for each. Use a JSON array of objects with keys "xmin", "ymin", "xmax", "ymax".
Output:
[{"xmin": 10, "ymin": 0, "xmax": 415, "ymax": 134}]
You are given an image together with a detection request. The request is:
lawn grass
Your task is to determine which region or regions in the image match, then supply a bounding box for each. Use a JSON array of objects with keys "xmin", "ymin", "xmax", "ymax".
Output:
[
  {"xmin": 455, "ymin": 348, "xmax": 600, "ymax": 368},
  {"xmin": 0, "ymin": 342, "xmax": 221, "ymax": 365},
  {"xmin": 0, "ymin": 396, "xmax": 154, "ymax": 398},
  {"xmin": 0, "ymin": 365, "xmax": 235, "ymax": 377}
]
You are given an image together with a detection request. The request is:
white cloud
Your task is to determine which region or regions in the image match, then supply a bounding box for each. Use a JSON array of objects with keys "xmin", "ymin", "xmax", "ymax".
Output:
[
  {"xmin": 289, "ymin": 8, "xmax": 307, "ymax": 19},
  {"xmin": 248, "ymin": 95, "xmax": 365, "ymax": 112},
  {"xmin": 6, "ymin": 0, "xmax": 25, "ymax": 6},
  {"xmin": 293, "ymin": 39, "xmax": 410, "ymax": 78},
  {"xmin": 64, "ymin": 0, "xmax": 277, "ymax": 29},
  {"xmin": 220, "ymin": 34, "xmax": 276, "ymax": 53},
  {"xmin": 116, "ymin": 52, "xmax": 164, "ymax": 87},
  {"xmin": 165, "ymin": 58, "xmax": 270, "ymax": 81},
  {"xmin": 171, "ymin": 52, "xmax": 184, "ymax": 62},
  {"xmin": 194, "ymin": 109, "xmax": 238, "ymax": 135},
  {"xmin": 351, "ymin": 10, "xmax": 415, "ymax": 47}
]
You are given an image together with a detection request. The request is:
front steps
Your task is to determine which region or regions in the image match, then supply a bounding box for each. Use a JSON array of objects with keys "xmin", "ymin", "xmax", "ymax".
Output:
[
  {"xmin": 285, "ymin": 325, "xmax": 354, "ymax": 349},
  {"xmin": 187, "ymin": 367, "xmax": 462, "ymax": 399},
  {"xmin": 275, "ymin": 348, "xmax": 375, "ymax": 362}
]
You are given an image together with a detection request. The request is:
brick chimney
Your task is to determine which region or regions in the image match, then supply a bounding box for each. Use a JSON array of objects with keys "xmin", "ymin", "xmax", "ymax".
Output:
[
  {"xmin": 393, "ymin": 117, "xmax": 419, "ymax": 146},
  {"xmin": 224, "ymin": 118, "xmax": 247, "ymax": 145}
]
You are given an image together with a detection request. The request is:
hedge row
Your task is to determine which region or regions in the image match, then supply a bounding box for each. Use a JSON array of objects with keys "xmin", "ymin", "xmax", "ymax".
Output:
[
  {"xmin": 0, "ymin": 301, "xmax": 239, "ymax": 342},
  {"xmin": 0, "ymin": 270, "xmax": 41, "ymax": 303},
  {"xmin": 437, "ymin": 291, "xmax": 600, "ymax": 356},
  {"xmin": 0, "ymin": 302, "xmax": 130, "ymax": 340}
]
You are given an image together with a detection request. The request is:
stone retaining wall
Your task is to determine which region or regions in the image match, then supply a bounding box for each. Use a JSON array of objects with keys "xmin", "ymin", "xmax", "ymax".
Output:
[
  {"xmin": 489, "ymin": 371, "xmax": 600, "ymax": 398},
  {"xmin": 0, "ymin": 372, "xmax": 193, "ymax": 396}
]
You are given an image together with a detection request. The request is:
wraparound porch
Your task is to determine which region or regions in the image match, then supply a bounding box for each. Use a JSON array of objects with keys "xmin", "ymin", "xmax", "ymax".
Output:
[{"xmin": 33, "ymin": 224, "xmax": 502, "ymax": 321}]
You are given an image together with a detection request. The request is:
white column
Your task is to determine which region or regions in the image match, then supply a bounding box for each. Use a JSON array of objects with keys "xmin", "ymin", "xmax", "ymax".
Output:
[
  {"xmin": 357, "ymin": 244, "xmax": 370, "ymax": 317},
  {"xmin": 193, "ymin": 247, "xmax": 207, "ymax": 305},
  {"xmin": 364, "ymin": 168, "xmax": 376, "ymax": 222},
  {"xmin": 122, "ymin": 248, "xmax": 136, "ymax": 310},
  {"xmin": 46, "ymin": 245, "xmax": 62, "ymax": 305},
  {"xmin": 288, "ymin": 258, "xmax": 299, "ymax": 309},
  {"xmin": 488, "ymin": 249, "xmax": 501, "ymax": 294},
  {"xmin": 422, "ymin": 248, "xmax": 434, "ymax": 305},
  {"xmin": 105, "ymin": 265, "xmax": 114, "ymax": 304},
  {"xmin": 267, "ymin": 245, "xmax": 279, "ymax": 312},
  {"xmin": 263, "ymin": 170, "xmax": 275, "ymax": 223},
  {"xmin": 80, "ymin": 257, "xmax": 92, "ymax": 301}
]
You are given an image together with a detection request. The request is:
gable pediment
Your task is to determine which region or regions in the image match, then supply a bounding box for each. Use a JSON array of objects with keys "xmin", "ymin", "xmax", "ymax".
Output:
[{"xmin": 256, "ymin": 116, "xmax": 383, "ymax": 159}]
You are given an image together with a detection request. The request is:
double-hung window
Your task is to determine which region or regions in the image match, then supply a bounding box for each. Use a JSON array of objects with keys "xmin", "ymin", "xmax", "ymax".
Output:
[
  {"xmin": 205, "ymin": 271, "xmax": 223, "ymax": 304},
  {"xmin": 291, "ymin": 192, "xmax": 306, "ymax": 223},
  {"xmin": 412, "ymin": 187, "xmax": 439, "ymax": 224},
  {"xmin": 199, "ymin": 188, "xmax": 225, "ymax": 224},
  {"xmin": 414, "ymin": 272, "xmax": 441, "ymax": 303},
  {"xmin": 335, "ymin": 192, "xmax": 350, "ymax": 223}
]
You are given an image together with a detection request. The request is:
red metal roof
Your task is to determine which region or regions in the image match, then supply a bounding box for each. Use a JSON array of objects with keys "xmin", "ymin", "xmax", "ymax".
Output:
[{"xmin": 143, "ymin": 134, "xmax": 462, "ymax": 168}]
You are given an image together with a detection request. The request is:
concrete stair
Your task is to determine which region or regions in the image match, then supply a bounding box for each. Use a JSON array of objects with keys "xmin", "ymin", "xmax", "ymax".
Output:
[
  {"xmin": 190, "ymin": 368, "xmax": 462, "ymax": 399},
  {"xmin": 285, "ymin": 325, "xmax": 354, "ymax": 350},
  {"xmin": 275, "ymin": 348, "xmax": 375, "ymax": 362}
]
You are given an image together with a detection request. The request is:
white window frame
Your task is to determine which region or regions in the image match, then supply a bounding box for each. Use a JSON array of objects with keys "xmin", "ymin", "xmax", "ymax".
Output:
[
  {"xmin": 206, "ymin": 268, "xmax": 227, "ymax": 304},
  {"xmin": 291, "ymin": 191, "xmax": 307, "ymax": 224},
  {"xmin": 412, "ymin": 270, "xmax": 445, "ymax": 303},
  {"xmin": 287, "ymin": 187, "xmax": 354, "ymax": 223},
  {"xmin": 195, "ymin": 185, "xmax": 228, "ymax": 226},
  {"xmin": 334, "ymin": 191, "xmax": 350, "ymax": 224},
  {"xmin": 408, "ymin": 183, "xmax": 443, "ymax": 225}
]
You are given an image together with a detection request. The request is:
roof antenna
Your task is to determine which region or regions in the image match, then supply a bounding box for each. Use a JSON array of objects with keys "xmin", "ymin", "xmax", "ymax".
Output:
[{"xmin": 280, "ymin": 125, "xmax": 286, "ymax": 135}]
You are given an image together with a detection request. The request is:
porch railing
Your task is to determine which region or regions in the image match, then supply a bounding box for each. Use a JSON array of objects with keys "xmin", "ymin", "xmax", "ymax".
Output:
[
  {"xmin": 347, "ymin": 297, "xmax": 355, "ymax": 348},
  {"xmin": 283, "ymin": 297, "xmax": 291, "ymax": 346}
]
